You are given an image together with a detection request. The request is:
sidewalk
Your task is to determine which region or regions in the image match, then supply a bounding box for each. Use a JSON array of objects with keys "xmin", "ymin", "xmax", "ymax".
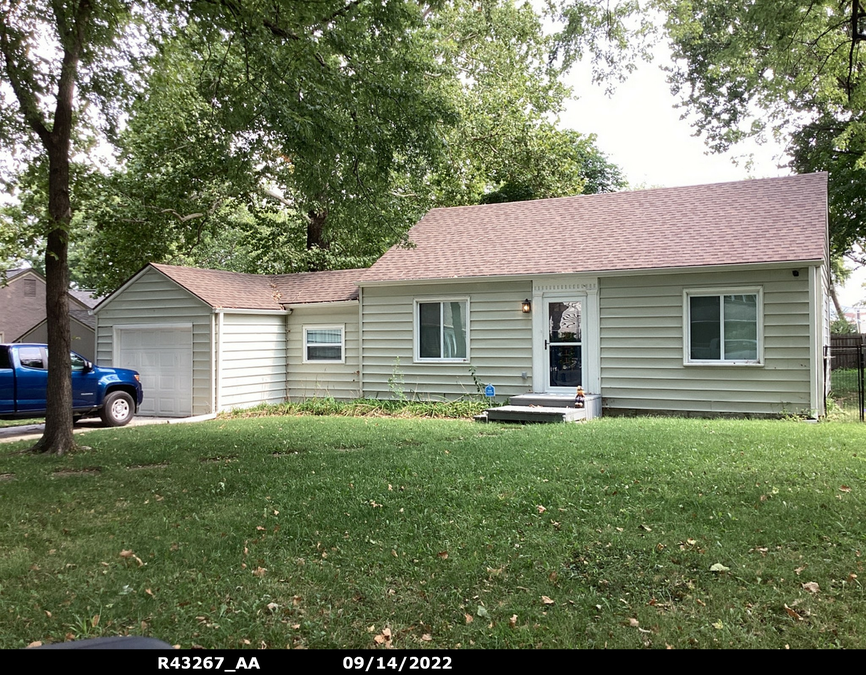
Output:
[{"xmin": 0, "ymin": 413, "xmax": 217, "ymax": 444}]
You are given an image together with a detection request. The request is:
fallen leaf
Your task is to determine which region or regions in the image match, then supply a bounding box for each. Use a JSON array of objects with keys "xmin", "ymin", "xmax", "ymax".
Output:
[
  {"xmin": 548, "ymin": 571, "xmax": 558, "ymax": 583},
  {"xmin": 709, "ymin": 563, "xmax": 730, "ymax": 573},
  {"xmin": 253, "ymin": 566, "xmax": 267, "ymax": 577},
  {"xmin": 794, "ymin": 565, "xmax": 806, "ymax": 575},
  {"xmin": 639, "ymin": 524, "xmax": 652, "ymax": 532},
  {"xmin": 802, "ymin": 582, "xmax": 820, "ymax": 594},
  {"xmin": 267, "ymin": 602, "xmax": 279, "ymax": 612},
  {"xmin": 145, "ymin": 588, "xmax": 154, "ymax": 597},
  {"xmin": 508, "ymin": 614, "xmax": 517, "ymax": 629},
  {"xmin": 840, "ymin": 485, "xmax": 851, "ymax": 493},
  {"xmin": 256, "ymin": 526, "xmax": 265, "ymax": 531},
  {"xmin": 45, "ymin": 611, "xmax": 51, "ymax": 618},
  {"xmin": 476, "ymin": 606, "xmax": 490, "ymax": 618},
  {"xmin": 628, "ymin": 618, "xmax": 639, "ymax": 627},
  {"xmin": 541, "ymin": 596, "xmax": 555, "ymax": 606},
  {"xmin": 536, "ymin": 505, "xmax": 547, "ymax": 513},
  {"xmin": 712, "ymin": 621, "xmax": 724, "ymax": 630},
  {"xmin": 437, "ymin": 551, "xmax": 448, "ymax": 559},
  {"xmin": 784, "ymin": 604, "xmax": 803, "ymax": 621},
  {"xmin": 464, "ymin": 613, "xmax": 473, "ymax": 624},
  {"xmin": 119, "ymin": 549, "xmax": 144, "ymax": 566},
  {"xmin": 420, "ymin": 634, "xmax": 432, "ymax": 642},
  {"xmin": 26, "ymin": 641, "xmax": 42, "ymax": 648}
]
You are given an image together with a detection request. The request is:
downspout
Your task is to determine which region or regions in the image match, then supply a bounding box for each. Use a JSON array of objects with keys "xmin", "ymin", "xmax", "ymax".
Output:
[
  {"xmin": 358, "ymin": 286, "xmax": 364, "ymax": 398},
  {"xmin": 210, "ymin": 312, "xmax": 216, "ymax": 414},
  {"xmin": 285, "ymin": 308, "xmax": 291, "ymax": 403},
  {"xmin": 216, "ymin": 309, "xmax": 224, "ymax": 413}
]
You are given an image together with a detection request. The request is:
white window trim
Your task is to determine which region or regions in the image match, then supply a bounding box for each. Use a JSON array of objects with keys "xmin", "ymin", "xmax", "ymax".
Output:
[
  {"xmin": 302, "ymin": 324, "xmax": 345, "ymax": 364},
  {"xmin": 413, "ymin": 297, "xmax": 471, "ymax": 363},
  {"xmin": 683, "ymin": 287, "xmax": 764, "ymax": 366}
]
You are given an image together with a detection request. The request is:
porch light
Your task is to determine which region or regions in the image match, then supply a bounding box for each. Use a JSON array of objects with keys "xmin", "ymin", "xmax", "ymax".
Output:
[{"xmin": 521, "ymin": 298, "xmax": 532, "ymax": 314}]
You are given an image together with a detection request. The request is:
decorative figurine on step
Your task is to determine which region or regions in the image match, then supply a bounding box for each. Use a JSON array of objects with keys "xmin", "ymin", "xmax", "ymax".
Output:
[{"xmin": 574, "ymin": 385, "xmax": 585, "ymax": 409}]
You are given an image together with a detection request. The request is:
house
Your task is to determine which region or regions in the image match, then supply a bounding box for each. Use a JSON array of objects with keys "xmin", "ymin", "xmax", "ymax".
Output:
[
  {"xmin": 93, "ymin": 173, "xmax": 830, "ymax": 418},
  {"xmin": 0, "ymin": 268, "xmax": 100, "ymax": 360}
]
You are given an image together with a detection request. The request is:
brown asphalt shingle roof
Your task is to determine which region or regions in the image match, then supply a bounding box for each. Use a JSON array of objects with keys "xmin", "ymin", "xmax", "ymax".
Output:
[
  {"xmin": 362, "ymin": 173, "xmax": 829, "ymax": 283},
  {"xmin": 150, "ymin": 264, "xmax": 361, "ymax": 310}
]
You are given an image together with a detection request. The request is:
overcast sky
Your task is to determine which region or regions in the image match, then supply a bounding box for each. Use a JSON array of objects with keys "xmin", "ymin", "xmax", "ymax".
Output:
[{"xmin": 559, "ymin": 49, "xmax": 866, "ymax": 310}]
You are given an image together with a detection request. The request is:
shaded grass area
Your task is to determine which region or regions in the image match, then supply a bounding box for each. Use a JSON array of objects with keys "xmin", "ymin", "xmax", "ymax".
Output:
[
  {"xmin": 0, "ymin": 416, "xmax": 864, "ymax": 649},
  {"xmin": 0, "ymin": 417, "xmax": 42, "ymax": 429}
]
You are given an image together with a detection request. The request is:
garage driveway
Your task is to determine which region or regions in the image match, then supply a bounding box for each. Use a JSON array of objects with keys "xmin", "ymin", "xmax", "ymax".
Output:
[{"xmin": 0, "ymin": 414, "xmax": 216, "ymax": 444}]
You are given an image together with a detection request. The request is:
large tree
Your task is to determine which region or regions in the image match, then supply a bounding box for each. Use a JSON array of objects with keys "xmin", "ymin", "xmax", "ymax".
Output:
[
  {"xmin": 65, "ymin": 0, "xmax": 626, "ymax": 291},
  {"xmin": 0, "ymin": 0, "xmax": 145, "ymax": 454}
]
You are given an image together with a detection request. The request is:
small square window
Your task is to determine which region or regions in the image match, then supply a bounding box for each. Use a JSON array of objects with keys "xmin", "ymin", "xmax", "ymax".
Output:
[
  {"xmin": 685, "ymin": 289, "xmax": 762, "ymax": 365},
  {"xmin": 303, "ymin": 326, "xmax": 344, "ymax": 363}
]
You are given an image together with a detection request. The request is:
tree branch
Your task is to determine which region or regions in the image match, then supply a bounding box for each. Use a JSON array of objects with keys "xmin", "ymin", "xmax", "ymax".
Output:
[{"xmin": 0, "ymin": 15, "xmax": 52, "ymax": 146}]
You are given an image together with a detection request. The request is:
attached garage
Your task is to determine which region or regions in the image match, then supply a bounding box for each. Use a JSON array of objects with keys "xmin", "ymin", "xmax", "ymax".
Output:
[
  {"xmin": 115, "ymin": 325, "xmax": 193, "ymax": 417},
  {"xmin": 93, "ymin": 263, "xmax": 361, "ymax": 417}
]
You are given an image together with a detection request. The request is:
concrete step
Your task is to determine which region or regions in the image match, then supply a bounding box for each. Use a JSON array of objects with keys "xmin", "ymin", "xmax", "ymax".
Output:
[
  {"xmin": 507, "ymin": 393, "xmax": 602, "ymax": 421},
  {"xmin": 483, "ymin": 405, "xmax": 588, "ymax": 424}
]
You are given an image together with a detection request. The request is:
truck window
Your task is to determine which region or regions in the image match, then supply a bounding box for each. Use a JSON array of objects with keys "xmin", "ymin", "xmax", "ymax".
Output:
[
  {"xmin": 0, "ymin": 347, "xmax": 10, "ymax": 369},
  {"xmin": 18, "ymin": 347, "xmax": 45, "ymax": 369}
]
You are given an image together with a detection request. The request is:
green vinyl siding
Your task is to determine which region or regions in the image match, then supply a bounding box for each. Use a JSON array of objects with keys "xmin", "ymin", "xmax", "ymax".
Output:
[
  {"xmin": 219, "ymin": 313, "xmax": 287, "ymax": 409},
  {"xmin": 598, "ymin": 268, "xmax": 814, "ymax": 416},
  {"xmin": 287, "ymin": 304, "xmax": 360, "ymax": 400},
  {"xmin": 361, "ymin": 281, "xmax": 532, "ymax": 401}
]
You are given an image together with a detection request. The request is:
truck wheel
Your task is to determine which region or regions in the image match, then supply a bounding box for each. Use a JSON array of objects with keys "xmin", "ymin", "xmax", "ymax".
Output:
[{"xmin": 100, "ymin": 391, "xmax": 134, "ymax": 427}]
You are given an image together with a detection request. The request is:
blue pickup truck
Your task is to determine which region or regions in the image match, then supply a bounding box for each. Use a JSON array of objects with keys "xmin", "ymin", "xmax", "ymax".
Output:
[{"xmin": 0, "ymin": 343, "xmax": 144, "ymax": 427}]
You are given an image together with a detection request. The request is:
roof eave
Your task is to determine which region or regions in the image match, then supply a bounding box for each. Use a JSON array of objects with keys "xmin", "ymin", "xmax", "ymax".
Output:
[{"xmin": 358, "ymin": 259, "xmax": 827, "ymax": 287}]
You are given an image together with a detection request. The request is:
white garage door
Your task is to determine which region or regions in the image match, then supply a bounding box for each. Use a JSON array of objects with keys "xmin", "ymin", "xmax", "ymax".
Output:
[{"xmin": 117, "ymin": 326, "xmax": 193, "ymax": 417}]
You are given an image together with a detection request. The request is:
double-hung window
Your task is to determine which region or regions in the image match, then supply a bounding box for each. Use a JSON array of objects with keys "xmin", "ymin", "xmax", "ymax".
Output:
[
  {"xmin": 303, "ymin": 325, "xmax": 344, "ymax": 363},
  {"xmin": 685, "ymin": 289, "xmax": 762, "ymax": 364},
  {"xmin": 415, "ymin": 299, "xmax": 469, "ymax": 361}
]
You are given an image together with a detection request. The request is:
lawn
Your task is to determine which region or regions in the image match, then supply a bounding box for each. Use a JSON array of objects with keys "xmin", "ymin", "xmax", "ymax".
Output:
[{"xmin": 0, "ymin": 414, "xmax": 863, "ymax": 649}]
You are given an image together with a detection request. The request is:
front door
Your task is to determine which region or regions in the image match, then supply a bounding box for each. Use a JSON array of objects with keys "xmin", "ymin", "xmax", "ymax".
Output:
[{"xmin": 545, "ymin": 298, "xmax": 583, "ymax": 392}]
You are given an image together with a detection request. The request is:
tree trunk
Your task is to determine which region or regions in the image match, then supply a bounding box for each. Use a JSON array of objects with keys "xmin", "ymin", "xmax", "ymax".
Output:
[
  {"xmin": 306, "ymin": 209, "xmax": 330, "ymax": 252},
  {"xmin": 31, "ymin": 146, "xmax": 75, "ymax": 455},
  {"xmin": 28, "ymin": 3, "xmax": 90, "ymax": 455},
  {"xmin": 829, "ymin": 283, "xmax": 846, "ymax": 321}
]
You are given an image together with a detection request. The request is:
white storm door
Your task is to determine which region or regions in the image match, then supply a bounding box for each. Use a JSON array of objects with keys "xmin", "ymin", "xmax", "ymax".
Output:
[{"xmin": 544, "ymin": 298, "xmax": 584, "ymax": 393}]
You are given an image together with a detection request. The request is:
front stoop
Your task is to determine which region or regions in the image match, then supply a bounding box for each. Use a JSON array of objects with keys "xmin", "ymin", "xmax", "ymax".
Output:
[{"xmin": 477, "ymin": 393, "xmax": 602, "ymax": 424}]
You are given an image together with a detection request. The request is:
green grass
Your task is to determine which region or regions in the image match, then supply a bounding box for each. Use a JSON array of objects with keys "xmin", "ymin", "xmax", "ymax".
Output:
[{"xmin": 0, "ymin": 415, "xmax": 864, "ymax": 649}]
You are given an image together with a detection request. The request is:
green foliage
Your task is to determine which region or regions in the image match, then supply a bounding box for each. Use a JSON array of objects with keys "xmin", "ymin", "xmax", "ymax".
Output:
[
  {"xmin": 4, "ymin": 1, "xmax": 629, "ymax": 292},
  {"xmin": 223, "ymin": 397, "xmax": 491, "ymax": 420},
  {"xmin": 831, "ymin": 317, "xmax": 858, "ymax": 334},
  {"xmin": 657, "ymin": 0, "xmax": 866, "ymax": 256},
  {"xmin": 387, "ymin": 358, "xmax": 408, "ymax": 402}
]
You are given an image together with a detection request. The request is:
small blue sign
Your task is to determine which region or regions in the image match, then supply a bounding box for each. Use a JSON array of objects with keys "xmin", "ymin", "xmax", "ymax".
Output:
[{"xmin": 484, "ymin": 384, "xmax": 495, "ymax": 398}]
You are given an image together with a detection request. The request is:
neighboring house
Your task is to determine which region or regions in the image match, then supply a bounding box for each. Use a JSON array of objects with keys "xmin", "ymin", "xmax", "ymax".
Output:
[
  {"xmin": 93, "ymin": 173, "xmax": 830, "ymax": 418},
  {"xmin": 0, "ymin": 268, "xmax": 100, "ymax": 360}
]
